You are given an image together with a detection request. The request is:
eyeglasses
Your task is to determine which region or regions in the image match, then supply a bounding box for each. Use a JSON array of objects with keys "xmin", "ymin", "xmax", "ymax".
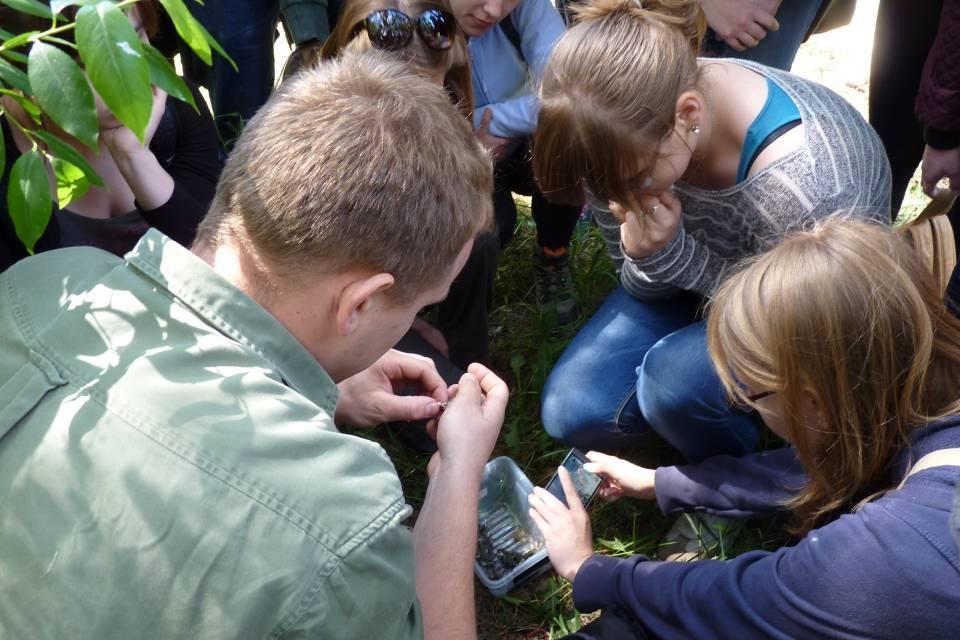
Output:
[
  {"xmin": 746, "ymin": 390, "xmax": 776, "ymax": 403},
  {"xmin": 355, "ymin": 8, "xmax": 456, "ymax": 52}
]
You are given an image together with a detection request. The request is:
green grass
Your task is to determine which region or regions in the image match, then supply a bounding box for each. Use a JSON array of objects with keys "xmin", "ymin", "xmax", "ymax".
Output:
[{"xmin": 375, "ymin": 196, "xmax": 789, "ymax": 639}]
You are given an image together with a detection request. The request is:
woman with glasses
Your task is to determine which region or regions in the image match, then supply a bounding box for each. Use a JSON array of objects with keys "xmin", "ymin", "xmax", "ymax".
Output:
[
  {"xmin": 313, "ymin": 0, "xmax": 474, "ymax": 118},
  {"xmin": 529, "ymin": 218, "xmax": 960, "ymax": 639}
]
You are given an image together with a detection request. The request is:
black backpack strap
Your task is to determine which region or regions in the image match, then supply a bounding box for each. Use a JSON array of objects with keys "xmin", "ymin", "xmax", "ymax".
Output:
[{"xmin": 499, "ymin": 13, "xmax": 524, "ymax": 62}]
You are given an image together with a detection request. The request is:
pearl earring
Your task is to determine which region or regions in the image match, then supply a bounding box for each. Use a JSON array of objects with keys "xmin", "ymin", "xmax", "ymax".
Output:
[{"xmin": 691, "ymin": 124, "xmax": 701, "ymax": 135}]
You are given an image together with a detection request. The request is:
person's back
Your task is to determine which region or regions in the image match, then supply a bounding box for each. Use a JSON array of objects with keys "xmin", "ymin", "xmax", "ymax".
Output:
[
  {"xmin": 0, "ymin": 52, "xmax": 500, "ymax": 639},
  {"xmin": 0, "ymin": 242, "xmax": 416, "ymax": 637}
]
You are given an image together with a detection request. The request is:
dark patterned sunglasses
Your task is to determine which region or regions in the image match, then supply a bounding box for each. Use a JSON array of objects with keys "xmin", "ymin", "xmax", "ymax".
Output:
[{"xmin": 356, "ymin": 8, "xmax": 455, "ymax": 52}]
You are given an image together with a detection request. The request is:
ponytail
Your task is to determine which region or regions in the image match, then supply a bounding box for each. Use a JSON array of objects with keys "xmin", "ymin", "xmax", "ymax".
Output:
[{"xmin": 573, "ymin": 0, "xmax": 705, "ymax": 51}]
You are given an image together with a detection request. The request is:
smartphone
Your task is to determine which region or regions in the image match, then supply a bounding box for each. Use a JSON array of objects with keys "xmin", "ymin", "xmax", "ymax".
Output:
[{"xmin": 545, "ymin": 448, "xmax": 602, "ymax": 508}]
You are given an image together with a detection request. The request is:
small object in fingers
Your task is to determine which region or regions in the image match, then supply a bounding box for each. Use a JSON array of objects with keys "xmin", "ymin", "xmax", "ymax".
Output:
[{"xmin": 648, "ymin": 203, "xmax": 660, "ymax": 215}]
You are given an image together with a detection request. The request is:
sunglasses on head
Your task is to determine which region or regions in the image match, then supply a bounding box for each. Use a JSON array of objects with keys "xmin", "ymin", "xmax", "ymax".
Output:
[{"xmin": 355, "ymin": 8, "xmax": 455, "ymax": 52}]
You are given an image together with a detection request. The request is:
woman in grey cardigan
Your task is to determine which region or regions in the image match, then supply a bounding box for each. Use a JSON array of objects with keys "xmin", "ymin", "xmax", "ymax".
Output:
[{"xmin": 532, "ymin": 0, "xmax": 891, "ymax": 462}]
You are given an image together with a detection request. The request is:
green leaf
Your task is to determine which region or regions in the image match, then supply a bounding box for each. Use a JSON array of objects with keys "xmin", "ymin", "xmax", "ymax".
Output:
[
  {"xmin": 0, "ymin": 49, "xmax": 29, "ymax": 65},
  {"xmin": 195, "ymin": 19, "xmax": 237, "ymax": 71},
  {"xmin": 0, "ymin": 89, "xmax": 42, "ymax": 124},
  {"xmin": 7, "ymin": 148, "xmax": 53, "ymax": 254},
  {"xmin": 33, "ymin": 130, "xmax": 104, "ymax": 187},
  {"xmin": 0, "ymin": 28, "xmax": 14, "ymax": 40},
  {"xmin": 2, "ymin": 31, "xmax": 40, "ymax": 51},
  {"xmin": 0, "ymin": 56, "xmax": 31, "ymax": 93},
  {"xmin": 76, "ymin": 2, "xmax": 152, "ymax": 143},
  {"xmin": 157, "ymin": 0, "xmax": 211, "ymax": 65},
  {"xmin": 50, "ymin": 0, "xmax": 100, "ymax": 14},
  {"xmin": 0, "ymin": 0, "xmax": 52, "ymax": 19},
  {"xmin": 28, "ymin": 41, "xmax": 99, "ymax": 148},
  {"xmin": 0, "ymin": 125, "xmax": 5, "ymax": 181},
  {"xmin": 142, "ymin": 42, "xmax": 196, "ymax": 112},
  {"xmin": 50, "ymin": 157, "xmax": 90, "ymax": 208}
]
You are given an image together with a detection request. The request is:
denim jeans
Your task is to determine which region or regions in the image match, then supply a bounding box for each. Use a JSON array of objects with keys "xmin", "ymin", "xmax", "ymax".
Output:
[
  {"xmin": 700, "ymin": 0, "xmax": 825, "ymax": 71},
  {"xmin": 541, "ymin": 288, "xmax": 760, "ymax": 463},
  {"xmin": 179, "ymin": 0, "xmax": 282, "ymax": 149}
]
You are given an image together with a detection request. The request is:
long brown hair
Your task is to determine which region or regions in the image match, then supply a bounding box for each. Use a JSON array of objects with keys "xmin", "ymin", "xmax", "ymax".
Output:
[
  {"xmin": 315, "ymin": 0, "xmax": 473, "ymax": 119},
  {"xmin": 532, "ymin": 0, "xmax": 705, "ymax": 206},
  {"xmin": 707, "ymin": 218, "xmax": 960, "ymax": 534}
]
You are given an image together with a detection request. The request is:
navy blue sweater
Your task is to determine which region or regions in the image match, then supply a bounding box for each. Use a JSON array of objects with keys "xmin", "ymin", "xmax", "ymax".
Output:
[{"xmin": 573, "ymin": 416, "xmax": 960, "ymax": 639}]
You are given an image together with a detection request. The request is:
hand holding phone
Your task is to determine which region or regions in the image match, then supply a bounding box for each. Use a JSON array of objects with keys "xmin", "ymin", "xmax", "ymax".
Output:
[{"xmin": 545, "ymin": 448, "xmax": 602, "ymax": 509}]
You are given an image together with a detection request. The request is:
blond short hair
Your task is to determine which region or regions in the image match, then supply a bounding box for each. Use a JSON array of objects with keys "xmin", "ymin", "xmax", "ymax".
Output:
[
  {"xmin": 707, "ymin": 218, "xmax": 960, "ymax": 534},
  {"xmin": 195, "ymin": 52, "xmax": 492, "ymax": 300}
]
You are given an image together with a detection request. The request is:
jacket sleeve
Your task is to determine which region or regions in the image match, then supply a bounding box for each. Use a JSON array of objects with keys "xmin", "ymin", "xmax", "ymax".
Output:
[
  {"xmin": 590, "ymin": 200, "xmax": 723, "ymax": 300},
  {"xmin": 655, "ymin": 448, "xmax": 805, "ymax": 518},
  {"xmin": 478, "ymin": 0, "xmax": 565, "ymax": 138},
  {"xmin": 572, "ymin": 496, "xmax": 954, "ymax": 639},
  {"xmin": 140, "ymin": 83, "xmax": 222, "ymax": 247},
  {"xmin": 915, "ymin": 0, "xmax": 960, "ymax": 149},
  {"xmin": 280, "ymin": 0, "xmax": 332, "ymax": 45}
]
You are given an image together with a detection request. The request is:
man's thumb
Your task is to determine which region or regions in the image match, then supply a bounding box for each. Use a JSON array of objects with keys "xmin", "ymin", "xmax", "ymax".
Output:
[{"xmin": 384, "ymin": 394, "xmax": 442, "ymax": 422}]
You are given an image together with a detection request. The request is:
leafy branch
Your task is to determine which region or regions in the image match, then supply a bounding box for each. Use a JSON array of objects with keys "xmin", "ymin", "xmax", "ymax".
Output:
[{"xmin": 0, "ymin": 0, "xmax": 232, "ymax": 253}]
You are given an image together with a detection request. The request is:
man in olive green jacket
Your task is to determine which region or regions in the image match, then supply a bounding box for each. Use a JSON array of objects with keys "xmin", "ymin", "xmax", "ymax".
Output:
[{"xmin": 0, "ymin": 54, "xmax": 501, "ymax": 639}]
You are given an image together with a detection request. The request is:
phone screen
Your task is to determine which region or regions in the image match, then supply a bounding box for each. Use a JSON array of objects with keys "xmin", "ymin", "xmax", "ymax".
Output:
[{"xmin": 546, "ymin": 449, "xmax": 602, "ymax": 508}]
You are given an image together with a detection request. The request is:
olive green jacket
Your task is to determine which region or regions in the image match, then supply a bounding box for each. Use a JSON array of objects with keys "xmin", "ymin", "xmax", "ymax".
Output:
[{"xmin": 0, "ymin": 230, "xmax": 422, "ymax": 639}]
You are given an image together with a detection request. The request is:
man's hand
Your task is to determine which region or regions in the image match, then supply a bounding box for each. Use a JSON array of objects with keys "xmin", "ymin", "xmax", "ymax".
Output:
[
  {"xmin": 921, "ymin": 144, "xmax": 960, "ymax": 197},
  {"xmin": 582, "ymin": 451, "xmax": 656, "ymax": 502},
  {"xmin": 335, "ymin": 350, "xmax": 447, "ymax": 429},
  {"xmin": 610, "ymin": 189, "xmax": 682, "ymax": 259},
  {"xmin": 528, "ymin": 467, "xmax": 594, "ymax": 583},
  {"xmin": 475, "ymin": 108, "xmax": 512, "ymax": 162},
  {"xmin": 429, "ymin": 363, "xmax": 507, "ymax": 473},
  {"xmin": 699, "ymin": 0, "xmax": 780, "ymax": 51}
]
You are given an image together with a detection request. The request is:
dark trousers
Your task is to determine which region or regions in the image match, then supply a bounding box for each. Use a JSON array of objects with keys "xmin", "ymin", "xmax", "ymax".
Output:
[
  {"xmin": 494, "ymin": 142, "xmax": 582, "ymax": 252},
  {"xmin": 560, "ymin": 608, "xmax": 649, "ymax": 640},
  {"xmin": 178, "ymin": 0, "xmax": 339, "ymax": 150},
  {"xmin": 870, "ymin": 0, "xmax": 959, "ymax": 234},
  {"xmin": 436, "ymin": 230, "xmax": 501, "ymax": 367},
  {"xmin": 436, "ymin": 142, "xmax": 580, "ymax": 367}
]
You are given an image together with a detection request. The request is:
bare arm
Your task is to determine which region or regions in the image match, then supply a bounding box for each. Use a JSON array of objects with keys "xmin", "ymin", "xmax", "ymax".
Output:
[{"xmin": 413, "ymin": 364, "xmax": 507, "ymax": 640}]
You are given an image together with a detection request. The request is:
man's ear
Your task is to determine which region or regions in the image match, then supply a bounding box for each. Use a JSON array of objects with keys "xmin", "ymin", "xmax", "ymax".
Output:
[{"xmin": 335, "ymin": 273, "xmax": 396, "ymax": 336}]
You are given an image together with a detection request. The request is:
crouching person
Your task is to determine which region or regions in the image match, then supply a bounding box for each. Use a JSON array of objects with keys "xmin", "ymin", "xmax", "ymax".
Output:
[{"xmin": 0, "ymin": 53, "xmax": 501, "ymax": 640}]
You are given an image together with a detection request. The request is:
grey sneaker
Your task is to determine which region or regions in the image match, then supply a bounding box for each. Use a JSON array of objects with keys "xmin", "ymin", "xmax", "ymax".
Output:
[
  {"xmin": 534, "ymin": 247, "xmax": 578, "ymax": 325},
  {"xmin": 657, "ymin": 513, "xmax": 743, "ymax": 562}
]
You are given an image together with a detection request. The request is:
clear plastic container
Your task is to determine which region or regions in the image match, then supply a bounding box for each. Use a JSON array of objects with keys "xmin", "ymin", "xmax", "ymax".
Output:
[{"xmin": 475, "ymin": 456, "xmax": 551, "ymax": 597}]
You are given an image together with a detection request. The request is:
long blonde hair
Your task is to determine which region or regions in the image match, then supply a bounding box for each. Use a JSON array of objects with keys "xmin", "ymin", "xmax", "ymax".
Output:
[
  {"xmin": 318, "ymin": 0, "xmax": 473, "ymax": 119},
  {"xmin": 707, "ymin": 219, "xmax": 960, "ymax": 534},
  {"xmin": 532, "ymin": 0, "xmax": 706, "ymax": 206}
]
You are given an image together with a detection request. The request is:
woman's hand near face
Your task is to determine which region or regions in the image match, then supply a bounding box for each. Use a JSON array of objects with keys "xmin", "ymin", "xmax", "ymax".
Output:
[
  {"xmin": 98, "ymin": 86, "xmax": 175, "ymax": 211},
  {"xmin": 528, "ymin": 467, "xmax": 595, "ymax": 583},
  {"xmin": 98, "ymin": 86, "xmax": 168, "ymax": 156},
  {"xmin": 610, "ymin": 189, "xmax": 683, "ymax": 259},
  {"xmin": 582, "ymin": 451, "xmax": 656, "ymax": 502}
]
